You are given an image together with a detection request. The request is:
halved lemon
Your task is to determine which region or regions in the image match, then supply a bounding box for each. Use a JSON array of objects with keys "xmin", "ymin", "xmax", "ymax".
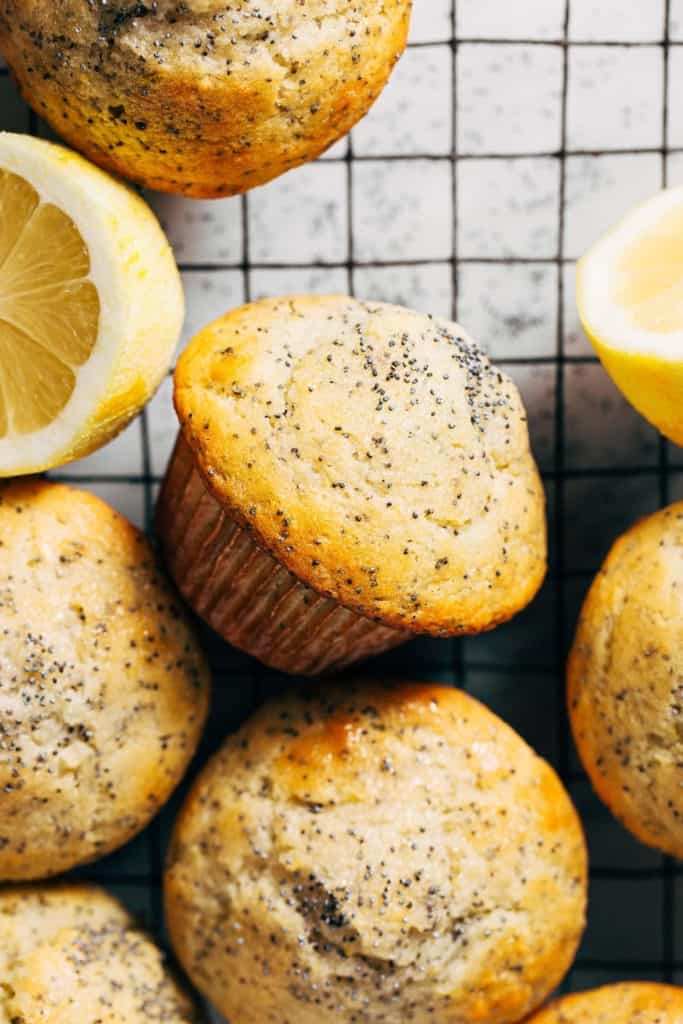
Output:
[
  {"xmin": 0, "ymin": 132, "xmax": 183, "ymax": 475},
  {"xmin": 577, "ymin": 186, "xmax": 683, "ymax": 447}
]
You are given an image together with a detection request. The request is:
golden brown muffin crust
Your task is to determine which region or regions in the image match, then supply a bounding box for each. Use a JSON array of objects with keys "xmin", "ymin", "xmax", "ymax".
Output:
[
  {"xmin": 525, "ymin": 983, "xmax": 683, "ymax": 1023},
  {"xmin": 0, "ymin": 884, "xmax": 130, "ymax": 980},
  {"xmin": 0, "ymin": 885, "xmax": 199, "ymax": 1024},
  {"xmin": 0, "ymin": 478, "xmax": 210, "ymax": 880},
  {"xmin": 0, "ymin": 0, "xmax": 411, "ymax": 197},
  {"xmin": 568, "ymin": 502, "xmax": 683, "ymax": 857},
  {"xmin": 174, "ymin": 296, "xmax": 547, "ymax": 636},
  {"xmin": 165, "ymin": 682, "xmax": 587, "ymax": 1024},
  {"xmin": 9, "ymin": 925, "xmax": 199, "ymax": 1023}
]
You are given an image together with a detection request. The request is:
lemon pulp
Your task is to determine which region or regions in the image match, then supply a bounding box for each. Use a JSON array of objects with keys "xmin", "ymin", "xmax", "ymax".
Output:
[
  {"xmin": 0, "ymin": 169, "xmax": 100, "ymax": 438},
  {"xmin": 614, "ymin": 205, "xmax": 683, "ymax": 334}
]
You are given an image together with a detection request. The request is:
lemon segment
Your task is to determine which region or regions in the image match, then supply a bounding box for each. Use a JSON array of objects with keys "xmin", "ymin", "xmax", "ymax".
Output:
[
  {"xmin": 577, "ymin": 186, "xmax": 683, "ymax": 447},
  {"xmin": 589, "ymin": 338, "xmax": 683, "ymax": 447},
  {"xmin": 613, "ymin": 205, "xmax": 683, "ymax": 333},
  {"xmin": 0, "ymin": 165, "xmax": 39, "ymax": 264},
  {"xmin": 0, "ymin": 132, "xmax": 184, "ymax": 475},
  {"xmin": 0, "ymin": 169, "xmax": 100, "ymax": 437}
]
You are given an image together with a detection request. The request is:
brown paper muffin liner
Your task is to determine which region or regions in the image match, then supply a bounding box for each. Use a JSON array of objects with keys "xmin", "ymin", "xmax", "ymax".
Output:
[{"xmin": 156, "ymin": 434, "xmax": 409, "ymax": 676}]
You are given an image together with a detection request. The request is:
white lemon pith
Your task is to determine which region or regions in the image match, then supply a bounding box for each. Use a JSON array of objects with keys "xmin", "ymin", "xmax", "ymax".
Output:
[
  {"xmin": 577, "ymin": 186, "xmax": 683, "ymax": 447},
  {"xmin": 0, "ymin": 132, "xmax": 184, "ymax": 475}
]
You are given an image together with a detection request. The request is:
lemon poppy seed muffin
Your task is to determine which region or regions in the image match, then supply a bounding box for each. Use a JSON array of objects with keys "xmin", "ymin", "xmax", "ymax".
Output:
[
  {"xmin": 526, "ymin": 983, "xmax": 683, "ymax": 1024},
  {"xmin": 0, "ymin": 884, "xmax": 130, "ymax": 975},
  {"xmin": 0, "ymin": 885, "xmax": 199, "ymax": 1023},
  {"xmin": 0, "ymin": 0, "xmax": 411, "ymax": 198},
  {"xmin": 157, "ymin": 296, "xmax": 547, "ymax": 675},
  {"xmin": 9, "ymin": 927, "xmax": 200, "ymax": 1023},
  {"xmin": 568, "ymin": 503, "xmax": 683, "ymax": 857},
  {"xmin": 0, "ymin": 478, "xmax": 210, "ymax": 880},
  {"xmin": 165, "ymin": 682, "xmax": 587, "ymax": 1024}
]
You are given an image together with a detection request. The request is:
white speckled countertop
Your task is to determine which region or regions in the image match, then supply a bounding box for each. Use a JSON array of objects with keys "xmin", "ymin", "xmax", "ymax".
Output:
[{"xmin": 1, "ymin": 0, "xmax": 681, "ymax": 1015}]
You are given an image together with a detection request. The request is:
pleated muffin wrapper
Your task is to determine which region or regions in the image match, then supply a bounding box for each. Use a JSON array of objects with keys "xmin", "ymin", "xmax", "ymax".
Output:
[{"xmin": 156, "ymin": 433, "xmax": 409, "ymax": 675}]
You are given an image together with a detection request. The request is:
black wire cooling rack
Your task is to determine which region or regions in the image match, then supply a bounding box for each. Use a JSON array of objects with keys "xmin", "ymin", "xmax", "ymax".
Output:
[{"xmin": 1, "ymin": 0, "xmax": 682, "ymax": 1017}]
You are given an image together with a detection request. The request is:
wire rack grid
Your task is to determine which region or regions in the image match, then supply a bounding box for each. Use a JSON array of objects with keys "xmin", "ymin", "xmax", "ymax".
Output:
[{"xmin": 1, "ymin": 0, "xmax": 683, "ymax": 1017}]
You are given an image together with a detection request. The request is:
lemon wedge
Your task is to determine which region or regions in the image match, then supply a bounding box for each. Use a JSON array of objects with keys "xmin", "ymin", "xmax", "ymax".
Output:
[
  {"xmin": 0, "ymin": 132, "xmax": 183, "ymax": 475},
  {"xmin": 577, "ymin": 186, "xmax": 683, "ymax": 447}
]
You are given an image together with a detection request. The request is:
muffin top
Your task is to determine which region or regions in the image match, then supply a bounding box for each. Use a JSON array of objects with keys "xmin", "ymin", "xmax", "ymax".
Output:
[
  {"xmin": 568, "ymin": 502, "xmax": 683, "ymax": 857},
  {"xmin": 165, "ymin": 682, "xmax": 587, "ymax": 1024},
  {"xmin": 0, "ymin": 0, "xmax": 410, "ymax": 196},
  {"xmin": 175, "ymin": 296, "xmax": 546, "ymax": 634},
  {"xmin": 0, "ymin": 884, "xmax": 129, "ymax": 980},
  {"xmin": 526, "ymin": 983, "xmax": 683, "ymax": 1023},
  {"xmin": 0, "ymin": 478, "xmax": 210, "ymax": 880},
  {"xmin": 82, "ymin": 0, "xmax": 407, "ymax": 82},
  {"xmin": 0, "ymin": 885, "xmax": 198, "ymax": 1023}
]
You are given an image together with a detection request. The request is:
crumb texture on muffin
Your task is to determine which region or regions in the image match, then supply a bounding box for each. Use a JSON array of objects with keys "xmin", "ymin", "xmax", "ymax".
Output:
[
  {"xmin": 568, "ymin": 502, "xmax": 683, "ymax": 857},
  {"xmin": 0, "ymin": 478, "xmax": 210, "ymax": 880},
  {"xmin": 0, "ymin": 884, "xmax": 130, "ymax": 980},
  {"xmin": 174, "ymin": 296, "xmax": 547, "ymax": 636},
  {"xmin": 0, "ymin": 884, "xmax": 199, "ymax": 1023},
  {"xmin": 165, "ymin": 682, "xmax": 587, "ymax": 1024},
  {"xmin": 526, "ymin": 982, "xmax": 683, "ymax": 1023},
  {"xmin": 0, "ymin": 0, "xmax": 411, "ymax": 197}
]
